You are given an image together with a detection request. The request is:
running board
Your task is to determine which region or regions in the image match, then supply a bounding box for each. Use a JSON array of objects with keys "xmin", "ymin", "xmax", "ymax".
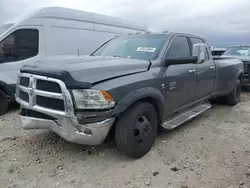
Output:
[{"xmin": 161, "ymin": 101, "xmax": 212, "ymax": 130}]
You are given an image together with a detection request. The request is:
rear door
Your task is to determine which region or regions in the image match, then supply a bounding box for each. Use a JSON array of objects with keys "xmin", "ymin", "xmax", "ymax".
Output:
[
  {"xmin": 164, "ymin": 36, "xmax": 197, "ymax": 116},
  {"xmin": 189, "ymin": 37, "xmax": 215, "ymax": 100}
]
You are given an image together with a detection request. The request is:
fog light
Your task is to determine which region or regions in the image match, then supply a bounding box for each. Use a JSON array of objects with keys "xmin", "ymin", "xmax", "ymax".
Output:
[
  {"xmin": 83, "ymin": 128, "xmax": 92, "ymax": 135},
  {"xmin": 76, "ymin": 125, "xmax": 92, "ymax": 135}
]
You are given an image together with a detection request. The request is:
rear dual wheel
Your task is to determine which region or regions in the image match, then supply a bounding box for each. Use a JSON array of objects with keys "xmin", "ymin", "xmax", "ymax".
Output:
[
  {"xmin": 225, "ymin": 79, "xmax": 241, "ymax": 106},
  {"xmin": 115, "ymin": 101, "xmax": 158, "ymax": 158}
]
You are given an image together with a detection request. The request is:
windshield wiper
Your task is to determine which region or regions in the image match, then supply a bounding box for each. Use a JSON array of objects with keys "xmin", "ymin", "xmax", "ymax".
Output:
[
  {"xmin": 113, "ymin": 55, "xmax": 131, "ymax": 59},
  {"xmin": 113, "ymin": 55, "xmax": 123, "ymax": 58}
]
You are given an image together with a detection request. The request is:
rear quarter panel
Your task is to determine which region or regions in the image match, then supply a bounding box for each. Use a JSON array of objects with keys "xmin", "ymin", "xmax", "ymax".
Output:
[{"xmin": 212, "ymin": 58, "xmax": 243, "ymax": 96}]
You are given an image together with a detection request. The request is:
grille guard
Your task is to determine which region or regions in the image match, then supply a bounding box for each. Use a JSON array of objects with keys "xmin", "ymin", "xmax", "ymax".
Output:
[{"xmin": 16, "ymin": 73, "xmax": 74, "ymax": 117}]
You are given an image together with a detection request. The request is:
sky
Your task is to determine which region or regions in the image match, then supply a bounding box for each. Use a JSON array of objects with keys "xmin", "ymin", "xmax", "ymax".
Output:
[{"xmin": 0, "ymin": 0, "xmax": 249, "ymax": 47}]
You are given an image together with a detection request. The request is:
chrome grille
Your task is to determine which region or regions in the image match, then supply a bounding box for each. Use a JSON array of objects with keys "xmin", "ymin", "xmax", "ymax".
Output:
[
  {"xmin": 37, "ymin": 96, "xmax": 65, "ymax": 111},
  {"xmin": 16, "ymin": 73, "xmax": 74, "ymax": 116},
  {"xmin": 19, "ymin": 90, "xmax": 29, "ymax": 102},
  {"xmin": 36, "ymin": 80, "xmax": 62, "ymax": 93},
  {"xmin": 19, "ymin": 77, "xmax": 30, "ymax": 87}
]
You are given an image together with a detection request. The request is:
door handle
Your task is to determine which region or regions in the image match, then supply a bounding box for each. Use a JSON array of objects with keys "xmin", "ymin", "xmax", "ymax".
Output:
[
  {"xmin": 209, "ymin": 66, "xmax": 215, "ymax": 70},
  {"xmin": 188, "ymin": 69, "xmax": 196, "ymax": 73}
]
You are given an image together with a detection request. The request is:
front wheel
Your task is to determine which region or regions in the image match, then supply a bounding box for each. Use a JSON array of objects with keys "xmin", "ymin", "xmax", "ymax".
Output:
[
  {"xmin": 115, "ymin": 101, "xmax": 158, "ymax": 158},
  {"xmin": 0, "ymin": 90, "xmax": 9, "ymax": 115},
  {"xmin": 225, "ymin": 79, "xmax": 241, "ymax": 106}
]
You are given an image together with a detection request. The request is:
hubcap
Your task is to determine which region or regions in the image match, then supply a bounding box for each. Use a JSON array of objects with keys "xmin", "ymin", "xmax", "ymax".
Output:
[{"xmin": 134, "ymin": 116, "xmax": 152, "ymax": 145}]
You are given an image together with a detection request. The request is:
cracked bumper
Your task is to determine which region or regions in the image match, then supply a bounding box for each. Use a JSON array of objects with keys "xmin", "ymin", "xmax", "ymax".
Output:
[
  {"xmin": 16, "ymin": 73, "xmax": 115, "ymax": 145},
  {"xmin": 20, "ymin": 115, "xmax": 115, "ymax": 145}
]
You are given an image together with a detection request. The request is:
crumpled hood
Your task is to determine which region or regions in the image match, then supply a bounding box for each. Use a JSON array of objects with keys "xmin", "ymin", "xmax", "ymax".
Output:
[{"xmin": 21, "ymin": 56, "xmax": 150, "ymax": 88}]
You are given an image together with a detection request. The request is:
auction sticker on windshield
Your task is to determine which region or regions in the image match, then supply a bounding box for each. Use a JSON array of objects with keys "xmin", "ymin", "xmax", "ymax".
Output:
[{"xmin": 137, "ymin": 47, "xmax": 156, "ymax": 52}]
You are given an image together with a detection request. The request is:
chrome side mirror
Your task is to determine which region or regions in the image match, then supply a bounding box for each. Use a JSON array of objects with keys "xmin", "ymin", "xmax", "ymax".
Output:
[{"xmin": 192, "ymin": 43, "xmax": 207, "ymax": 64}]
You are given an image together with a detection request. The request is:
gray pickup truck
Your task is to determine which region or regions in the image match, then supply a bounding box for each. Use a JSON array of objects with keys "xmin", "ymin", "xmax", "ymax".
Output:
[
  {"xmin": 221, "ymin": 45, "xmax": 250, "ymax": 86},
  {"xmin": 15, "ymin": 32, "xmax": 243, "ymax": 158}
]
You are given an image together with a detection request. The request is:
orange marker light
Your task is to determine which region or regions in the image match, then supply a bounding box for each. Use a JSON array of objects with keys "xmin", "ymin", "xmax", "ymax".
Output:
[{"xmin": 101, "ymin": 90, "xmax": 113, "ymax": 101}]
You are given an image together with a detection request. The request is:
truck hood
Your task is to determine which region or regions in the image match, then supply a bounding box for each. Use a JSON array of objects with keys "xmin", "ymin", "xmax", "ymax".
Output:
[{"xmin": 21, "ymin": 56, "xmax": 150, "ymax": 88}]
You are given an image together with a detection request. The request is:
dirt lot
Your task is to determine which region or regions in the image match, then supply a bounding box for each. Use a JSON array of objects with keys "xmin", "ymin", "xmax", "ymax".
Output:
[{"xmin": 0, "ymin": 93, "xmax": 250, "ymax": 188}]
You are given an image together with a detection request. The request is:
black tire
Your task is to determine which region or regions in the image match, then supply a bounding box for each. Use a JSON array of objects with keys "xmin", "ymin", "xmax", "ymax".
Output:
[
  {"xmin": 115, "ymin": 101, "xmax": 158, "ymax": 158},
  {"xmin": 0, "ymin": 90, "xmax": 9, "ymax": 115},
  {"xmin": 225, "ymin": 79, "xmax": 241, "ymax": 106}
]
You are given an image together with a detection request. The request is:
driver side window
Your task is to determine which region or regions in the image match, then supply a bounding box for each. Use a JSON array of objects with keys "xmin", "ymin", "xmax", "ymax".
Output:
[
  {"xmin": 0, "ymin": 29, "xmax": 38, "ymax": 63},
  {"xmin": 167, "ymin": 36, "xmax": 191, "ymax": 58}
]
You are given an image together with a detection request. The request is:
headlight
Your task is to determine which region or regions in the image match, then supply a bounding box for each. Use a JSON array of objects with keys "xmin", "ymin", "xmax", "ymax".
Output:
[{"xmin": 72, "ymin": 89, "xmax": 115, "ymax": 109}]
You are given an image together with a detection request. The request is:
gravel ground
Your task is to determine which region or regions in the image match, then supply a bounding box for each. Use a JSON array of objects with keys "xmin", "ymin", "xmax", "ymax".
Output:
[{"xmin": 0, "ymin": 93, "xmax": 250, "ymax": 188}]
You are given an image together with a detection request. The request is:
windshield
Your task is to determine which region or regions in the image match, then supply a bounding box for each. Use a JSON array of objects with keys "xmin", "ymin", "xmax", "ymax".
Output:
[
  {"xmin": 92, "ymin": 34, "xmax": 167, "ymax": 60},
  {"xmin": 222, "ymin": 46, "xmax": 250, "ymax": 56},
  {"xmin": 0, "ymin": 23, "xmax": 14, "ymax": 36}
]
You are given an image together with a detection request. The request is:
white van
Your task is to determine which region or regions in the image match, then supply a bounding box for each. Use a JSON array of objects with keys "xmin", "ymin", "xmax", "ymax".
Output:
[{"xmin": 0, "ymin": 6, "xmax": 148, "ymax": 115}]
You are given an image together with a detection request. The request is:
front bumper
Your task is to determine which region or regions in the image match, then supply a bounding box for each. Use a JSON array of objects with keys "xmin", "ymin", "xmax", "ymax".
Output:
[
  {"xmin": 15, "ymin": 73, "xmax": 115, "ymax": 145},
  {"xmin": 20, "ymin": 113, "xmax": 115, "ymax": 145}
]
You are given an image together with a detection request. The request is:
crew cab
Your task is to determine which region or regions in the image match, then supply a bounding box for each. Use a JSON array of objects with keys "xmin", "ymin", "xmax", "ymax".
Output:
[
  {"xmin": 15, "ymin": 32, "xmax": 243, "ymax": 158},
  {"xmin": 221, "ymin": 45, "xmax": 250, "ymax": 86}
]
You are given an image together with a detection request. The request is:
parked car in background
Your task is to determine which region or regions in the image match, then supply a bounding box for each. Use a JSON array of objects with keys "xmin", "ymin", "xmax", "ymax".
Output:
[
  {"xmin": 221, "ymin": 45, "xmax": 250, "ymax": 86},
  {"xmin": 16, "ymin": 32, "xmax": 243, "ymax": 158},
  {"xmin": 210, "ymin": 46, "xmax": 226, "ymax": 57},
  {"xmin": 0, "ymin": 6, "xmax": 148, "ymax": 115}
]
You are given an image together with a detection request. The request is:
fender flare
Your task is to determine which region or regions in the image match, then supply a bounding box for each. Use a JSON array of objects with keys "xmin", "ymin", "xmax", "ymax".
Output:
[
  {"xmin": 112, "ymin": 87, "xmax": 165, "ymax": 123},
  {"xmin": 0, "ymin": 81, "xmax": 16, "ymax": 101},
  {"xmin": 236, "ymin": 70, "xmax": 243, "ymax": 81}
]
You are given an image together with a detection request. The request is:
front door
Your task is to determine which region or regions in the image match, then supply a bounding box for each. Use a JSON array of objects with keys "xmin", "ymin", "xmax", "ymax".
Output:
[
  {"xmin": 189, "ymin": 37, "xmax": 215, "ymax": 99},
  {"xmin": 164, "ymin": 36, "xmax": 197, "ymax": 117}
]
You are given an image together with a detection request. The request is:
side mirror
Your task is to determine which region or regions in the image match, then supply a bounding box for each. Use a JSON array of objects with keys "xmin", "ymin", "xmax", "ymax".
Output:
[
  {"xmin": 165, "ymin": 56, "xmax": 198, "ymax": 66},
  {"xmin": 192, "ymin": 43, "xmax": 207, "ymax": 63}
]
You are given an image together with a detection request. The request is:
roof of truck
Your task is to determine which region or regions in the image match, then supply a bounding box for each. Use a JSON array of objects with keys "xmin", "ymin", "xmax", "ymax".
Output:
[
  {"xmin": 3, "ymin": 6, "xmax": 148, "ymax": 31},
  {"xmin": 123, "ymin": 31, "xmax": 206, "ymax": 40},
  {"xmin": 229, "ymin": 45, "xmax": 250, "ymax": 47}
]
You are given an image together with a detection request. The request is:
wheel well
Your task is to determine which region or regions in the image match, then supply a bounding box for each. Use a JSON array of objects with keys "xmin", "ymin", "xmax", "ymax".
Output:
[
  {"xmin": 137, "ymin": 97, "xmax": 163, "ymax": 124},
  {"xmin": 238, "ymin": 73, "xmax": 243, "ymax": 82},
  {"xmin": 0, "ymin": 85, "xmax": 8, "ymax": 96},
  {"xmin": 0, "ymin": 83, "xmax": 15, "ymax": 101},
  {"xmin": 107, "ymin": 96, "xmax": 164, "ymax": 141},
  {"xmin": 0, "ymin": 84, "xmax": 13, "ymax": 101}
]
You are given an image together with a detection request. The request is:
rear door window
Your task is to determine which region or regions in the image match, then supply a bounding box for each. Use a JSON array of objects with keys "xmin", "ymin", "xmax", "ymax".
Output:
[
  {"xmin": 190, "ymin": 38, "xmax": 205, "ymax": 45},
  {"xmin": 190, "ymin": 37, "xmax": 209, "ymax": 60}
]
